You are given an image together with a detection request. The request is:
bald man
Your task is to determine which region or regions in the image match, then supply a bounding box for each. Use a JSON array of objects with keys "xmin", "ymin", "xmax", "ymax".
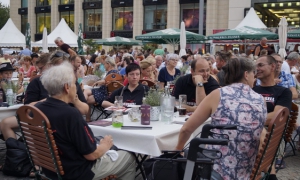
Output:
[
  {"xmin": 253, "ymin": 37, "xmax": 268, "ymax": 59},
  {"xmin": 172, "ymin": 57, "xmax": 220, "ymax": 112}
]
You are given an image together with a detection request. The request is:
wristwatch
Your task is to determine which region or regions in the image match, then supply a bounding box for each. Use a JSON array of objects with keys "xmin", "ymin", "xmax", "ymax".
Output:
[{"xmin": 197, "ymin": 82, "xmax": 204, "ymax": 87}]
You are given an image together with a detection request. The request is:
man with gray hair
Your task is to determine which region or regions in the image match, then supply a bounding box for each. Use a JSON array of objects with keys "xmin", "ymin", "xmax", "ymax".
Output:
[
  {"xmin": 54, "ymin": 37, "xmax": 77, "ymax": 57},
  {"xmin": 281, "ymin": 51, "xmax": 300, "ymax": 74},
  {"xmin": 36, "ymin": 62, "xmax": 136, "ymax": 180},
  {"xmin": 155, "ymin": 55, "xmax": 164, "ymax": 70}
]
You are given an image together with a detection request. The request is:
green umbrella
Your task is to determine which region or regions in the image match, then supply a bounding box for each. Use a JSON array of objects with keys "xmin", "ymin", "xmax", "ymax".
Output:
[
  {"xmin": 25, "ymin": 23, "xmax": 31, "ymax": 49},
  {"xmin": 208, "ymin": 26, "xmax": 278, "ymax": 40},
  {"xmin": 287, "ymin": 29, "xmax": 300, "ymax": 38},
  {"xmin": 135, "ymin": 28, "xmax": 206, "ymax": 44},
  {"xmin": 95, "ymin": 36, "xmax": 142, "ymax": 47},
  {"xmin": 77, "ymin": 23, "xmax": 84, "ymax": 55}
]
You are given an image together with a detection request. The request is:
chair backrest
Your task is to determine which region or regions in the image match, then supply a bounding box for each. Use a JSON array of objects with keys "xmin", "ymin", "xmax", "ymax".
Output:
[
  {"xmin": 250, "ymin": 107, "xmax": 289, "ymax": 180},
  {"xmin": 285, "ymin": 102, "xmax": 298, "ymax": 142},
  {"xmin": 107, "ymin": 81, "xmax": 124, "ymax": 95},
  {"xmin": 16, "ymin": 105, "xmax": 64, "ymax": 178},
  {"xmin": 86, "ymin": 66, "xmax": 94, "ymax": 75},
  {"xmin": 139, "ymin": 79, "xmax": 155, "ymax": 88},
  {"xmin": 105, "ymin": 73, "xmax": 123, "ymax": 84}
]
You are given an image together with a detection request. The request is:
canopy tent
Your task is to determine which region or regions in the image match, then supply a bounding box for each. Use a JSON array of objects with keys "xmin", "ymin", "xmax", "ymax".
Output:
[
  {"xmin": 287, "ymin": 29, "xmax": 300, "ymax": 38},
  {"xmin": 135, "ymin": 28, "xmax": 206, "ymax": 51},
  {"xmin": 32, "ymin": 18, "xmax": 78, "ymax": 47},
  {"xmin": 0, "ymin": 18, "xmax": 29, "ymax": 47},
  {"xmin": 235, "ymin": 8, "xmax": 267, "ymax": 29},
  {"xmin": 95, "ymin": 36, "xmax": 142, "ymax": 46},
  {"xmin": 208, "ymin": 26, "xmax": 278, "ymax": 40}
]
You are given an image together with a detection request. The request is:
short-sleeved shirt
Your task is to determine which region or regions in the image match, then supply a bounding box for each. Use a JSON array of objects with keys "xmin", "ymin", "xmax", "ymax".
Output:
[
  {"xmin": 19, "ymin": 48, "xmax": 32, "ymax": 56},
  {"xmin": 253, "ymin": 85, "xmax": 292, "ymax": 112},
  {"xmin": 24, "ymin": 76, "xmax": 86, "ymax": 104},
  {"xmin": 106, "ymin": 83, "xmax": 149, "ymax": 106},
  {"xmin": 172, "ymin": 74, "xmax": 219, "ymax": 106},
  {"xmin": 158, "ymin": 67, "xmax": 181, "ymax": 87},
  {"xmin": 281, "ymin": 61, "xmax": 291, "ymax": 74},
  {"xmin": 256, "ymin": 71, "xmax": 295, "ymax": 89},
  {"xmin": 35, "ymin": 98, "xmax": 96, "ymax": 180},
  {"xmin": 60, "ymin": 43, "xmax": 71, "ymax": 54}
]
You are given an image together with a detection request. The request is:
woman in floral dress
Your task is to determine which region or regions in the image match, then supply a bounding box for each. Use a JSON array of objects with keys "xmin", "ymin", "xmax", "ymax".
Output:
[{"xmin": 176, "ymin": 57, "xmax": 267, "ymax": 180}]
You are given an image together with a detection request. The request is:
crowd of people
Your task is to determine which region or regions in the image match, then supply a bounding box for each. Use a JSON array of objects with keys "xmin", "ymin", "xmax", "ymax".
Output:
[{"xmin": 0, "ymin": 36, "xmax": 299, "ymax": 180}]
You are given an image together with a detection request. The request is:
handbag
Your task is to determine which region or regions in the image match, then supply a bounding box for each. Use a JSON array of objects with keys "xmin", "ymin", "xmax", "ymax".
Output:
[
  {"xmin": 143, "ymin": 151, "xmax": 185, "ymax": 180},
  {"xmin": 2, "ymin": 138, "xmax": 33, "ymax": 177}
]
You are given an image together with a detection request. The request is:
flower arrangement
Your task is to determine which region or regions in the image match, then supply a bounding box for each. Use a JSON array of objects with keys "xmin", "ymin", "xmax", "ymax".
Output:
[{"xmin": 1, "ymin": 80, "xmax": 19, "ymax": 93}]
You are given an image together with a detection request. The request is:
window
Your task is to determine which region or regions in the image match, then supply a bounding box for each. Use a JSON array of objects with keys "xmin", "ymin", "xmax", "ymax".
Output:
[
  {"xmin": 21, "ymin": 15, "xmax": 28, "ymax": 35},
  {"xmin": 113, "ymin": 7, "xmax": 133, "ymax": 30},
  {"xmin": 36, "ymin": 0, "xmax": 51, "ymax": 6},
  {"xmin": 84, "ymin": 9, "xmax": 102, "ymax": 32},
  {"xmin": 181, "ymin": 3, "xmax": 200, "ymax": 29},
  {"xmin": 60, "ymin": 11, "xmax": 74, "ymax": 31},
  {"xmin": 36, "ymin": 13, "xmax": 51, "ymax": 33},
  {"xmin": 144, "ymin": 5, "xmax": 167, "ymax": 30},
  {"xmin": 60, "ymin": 0, "xmax": 74, "ymax": 4},
  {"xmin": 21, "ymin": 0, "xmax": 28, "ymax": 8}
]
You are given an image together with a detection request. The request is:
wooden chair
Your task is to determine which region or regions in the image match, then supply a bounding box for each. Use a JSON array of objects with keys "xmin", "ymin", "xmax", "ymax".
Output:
[
  {"xmin": 107, "ymin": 81, "xmax": 124, "ymax": 95},
  {"xmin": 284, "ymin": 102, "xmax": 298, "ymax": 156},
  {"xmin": 105, "ymin": 73, "xmax": 123, "ymax": 84},
  {"xmin": 250, "ymin": 107, "xmax": 289, "ymax": 180},
  {"xmin": 139, "ymin": 79, "xmax": 155, "ymax": 88},
  {"xmin": 16, "ymin": 105, "xmax": 64, "ymax": 180}
]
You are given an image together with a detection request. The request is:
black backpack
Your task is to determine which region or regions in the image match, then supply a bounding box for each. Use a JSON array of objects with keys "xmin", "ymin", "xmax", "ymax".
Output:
[{"xmin": 2, "ymin": 137, "xmax": 33, "ymax": 177}]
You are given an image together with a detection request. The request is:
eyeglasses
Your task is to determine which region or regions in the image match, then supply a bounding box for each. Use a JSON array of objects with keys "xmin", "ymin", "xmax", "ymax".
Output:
[
  {"xmin": 276, "ymin": 60, "xmax": 283, "ymax": 64},
  {"xmin": 169, "ymin": 59, "xmax": 178, "ymax": 62},
  {"xmin": 256, "ymin": 63, "xmax": 271, "ymax": 68}
]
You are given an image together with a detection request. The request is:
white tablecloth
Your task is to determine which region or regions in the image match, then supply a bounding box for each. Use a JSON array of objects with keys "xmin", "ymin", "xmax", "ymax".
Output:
[
  {"xmin": 89, "ymin": 115, "xmax": 211, "ymax": 157},
  {"xmin": 0, "ymin": 104, "xmax": 23, "ymax": 121}
]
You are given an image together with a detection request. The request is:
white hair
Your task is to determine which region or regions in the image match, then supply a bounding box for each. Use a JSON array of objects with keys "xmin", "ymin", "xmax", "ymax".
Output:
[
  {"xmin": 41, "ymin": 62, "xmax": 75, "ymax": 96},
  {"xmin": 154, "ymin": 55, "xmax": 163, "ymax": 60},
  {"xmin": 166, "ymin": 53, "xmax": 179, "ymax": 61},
  {"xmin": 287, "ymin": 52, "xmax": 300, "ymax": 61},
  {"xmin": 54, "ymin": 37, "xmax": 63, "ymax": 42}
]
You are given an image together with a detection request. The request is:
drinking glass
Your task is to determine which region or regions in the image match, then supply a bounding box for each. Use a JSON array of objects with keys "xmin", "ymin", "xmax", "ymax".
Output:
[
  {"xmin": 115, "ymin": 96, "xmax": 123, "ymax": 108},
  {"xmin": 178, "ymin": 94, "xmax": 187, "ymax": 117}
]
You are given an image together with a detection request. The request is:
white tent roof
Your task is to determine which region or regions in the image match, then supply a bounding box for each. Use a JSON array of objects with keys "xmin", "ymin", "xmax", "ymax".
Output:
[
  {"xmin": 0, "ymin": 18, "xmax": 27, "ymax": 47},
  {"xmin": 235, "ymin": 7, "xmax": 267, "ymax": 29},
  {"xmin": 32, "ymin": 18, "xmax": 78, "ymax": 47}
]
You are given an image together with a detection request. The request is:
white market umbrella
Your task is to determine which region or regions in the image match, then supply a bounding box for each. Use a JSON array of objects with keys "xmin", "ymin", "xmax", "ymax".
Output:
[
  {"xmin": 179, "ymin": 21, "xmax": 187, "ymax": 57},
  {"xmin": 42, "ymin": 27, "xmax": 49, "ymax": 53},
  {"xmin": 278, "ymin": 17, "xmax": 288, "ymax": 59}
]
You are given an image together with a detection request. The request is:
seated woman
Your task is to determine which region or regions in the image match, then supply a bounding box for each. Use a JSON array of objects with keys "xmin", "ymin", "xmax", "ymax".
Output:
[
  {"xmin": 84, "ymin": 57, "xmax": 118, "ymax": 106},
  {"xmin": 176, "ymin": 57, "xmax": 267, "ymax": 180},
  {"xmin": 102, "ymin": 63, "xmax": 149, "ymax": 107},
  {"xmin": 19, "ymin": 56, "xmax": 36, "ymax": 78},
  {"xmin": 158, "ymin": 53, "xmax": 181, "ymax": 89},
  {"xmin": 36, "ymin": 62, "xmax": 135, "ymax": 180}
]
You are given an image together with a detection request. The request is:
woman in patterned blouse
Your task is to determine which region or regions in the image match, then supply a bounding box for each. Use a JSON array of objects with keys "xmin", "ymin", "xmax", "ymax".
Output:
[{"xmin": 176, "ymin": 57, "xmax": 267, "ymax": 180}]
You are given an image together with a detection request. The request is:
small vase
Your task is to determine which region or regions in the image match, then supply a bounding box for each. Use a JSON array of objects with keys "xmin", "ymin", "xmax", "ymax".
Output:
[{"xmin": 150, "ymin": 106, "xmax": 160, "ymax": 121}]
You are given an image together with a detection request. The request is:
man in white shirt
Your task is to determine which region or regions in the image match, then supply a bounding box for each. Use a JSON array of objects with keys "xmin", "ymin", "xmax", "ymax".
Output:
[{"xmin": 281, "ymin": 52, "xmax": 300, "ymax": 74}]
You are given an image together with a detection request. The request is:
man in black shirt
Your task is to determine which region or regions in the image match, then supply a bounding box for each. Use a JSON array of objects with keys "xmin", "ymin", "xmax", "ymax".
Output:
[
  {"xmin": 102, "ymin": 63, "xmax": 149, "ymax": 107},
  {"xmin": 253, "ymin": 55, "xmax": 292, "ymax": 180},
  {"xmin": 172, "ymin": 57, "xmax": 219, "ymax": 112},
  {"xmin": 54, "ymin": 37, "xmax": 76, "ymax": 57},
  {"xmin": 253, "ymin": 37, "xmax": 267, "ymax": 59},
  {"xmin": 36, "ymin": 62, "xmax": 135, "ymax": 180}
]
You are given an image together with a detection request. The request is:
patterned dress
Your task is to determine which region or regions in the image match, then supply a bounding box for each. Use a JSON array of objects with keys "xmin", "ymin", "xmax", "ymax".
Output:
[{"xmin": 208, "ymin": 83, "xmax": 267, "ymax": 180}]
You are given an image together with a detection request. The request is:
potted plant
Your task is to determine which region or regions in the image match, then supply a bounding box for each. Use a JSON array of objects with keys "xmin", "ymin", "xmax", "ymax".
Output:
[{"xmin": 144, "ymin": 89, "xmax": 161, "ymax": 121}]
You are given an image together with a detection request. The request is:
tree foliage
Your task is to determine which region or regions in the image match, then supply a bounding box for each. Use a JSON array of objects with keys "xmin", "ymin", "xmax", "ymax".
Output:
[
  {"xmin": 0, "ymin": 3, "xmax": 10, "ymax": 30},
  {"xmin": 83, "ymin": 39, "xmax": 99, "ymax": 55}
]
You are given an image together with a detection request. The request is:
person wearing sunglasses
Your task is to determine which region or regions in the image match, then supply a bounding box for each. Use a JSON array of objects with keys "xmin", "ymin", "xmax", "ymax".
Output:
[{"xmin": 54, "ymin": 37, "xmax": 77, "ymax": 57}]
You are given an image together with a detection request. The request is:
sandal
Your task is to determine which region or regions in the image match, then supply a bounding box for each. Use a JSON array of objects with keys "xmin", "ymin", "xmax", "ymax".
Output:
[{"xmin": 275, "ymin": 159, "xmax": 286, "ymax": 169}]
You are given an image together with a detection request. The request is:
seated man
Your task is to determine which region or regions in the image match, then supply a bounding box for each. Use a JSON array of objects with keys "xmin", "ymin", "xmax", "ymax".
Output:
[
  {"xmin": 253, "ymin": 55, "xmax": 292, "ymax": 180},
  {"xmin": 172, "ymin": 57, "xmax": 219, "ymax": 112},
  {"xmin": 36, "ymin": 62, "xmax": 135, "ymax": 180},
  {"xmin": 102, "ymin": 63, "xmax": 149, "ymax": 107}
]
